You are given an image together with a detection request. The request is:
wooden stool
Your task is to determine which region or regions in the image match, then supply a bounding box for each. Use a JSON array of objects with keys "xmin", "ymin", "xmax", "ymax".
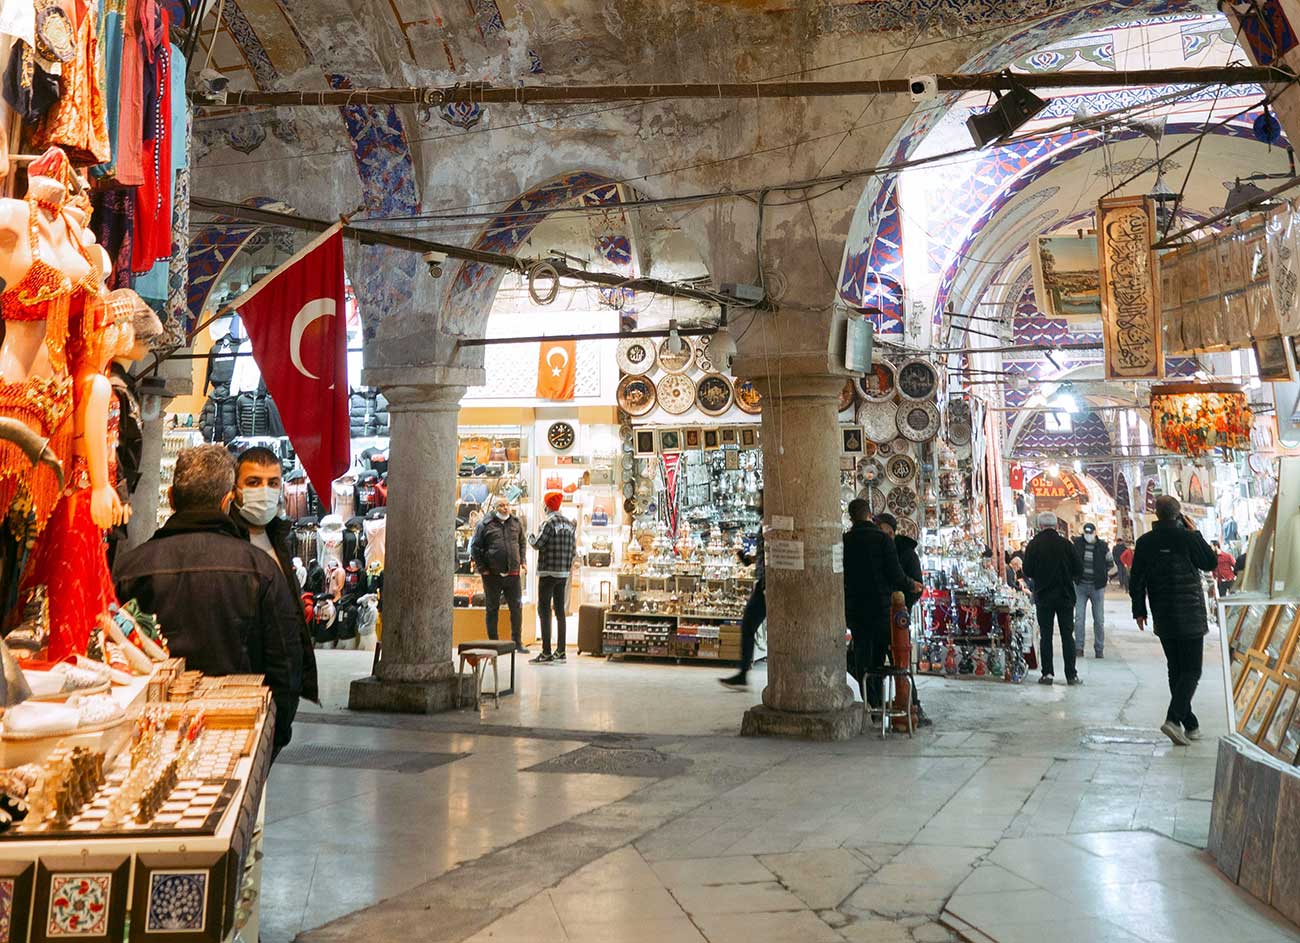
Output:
[
  {"xmin": 457, "ymin": 648, "xmax": 502, "ymax": 709},
  {"xmin": 456, "ymin": 640, "xmax": 518, "ymax": 703}
]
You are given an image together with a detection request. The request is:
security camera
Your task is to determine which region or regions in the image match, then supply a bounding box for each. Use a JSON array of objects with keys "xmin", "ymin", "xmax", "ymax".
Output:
[
  {"xmin": 423, "ymin": 249, "xmax": 447, "ymax": 278},
  {"xmin": 191, "ymin": 68, "xmax": 230, "ymax": 105},
  {"xmin": 908, "ymin": 75, "xmax": 939, "ymax": 103}
]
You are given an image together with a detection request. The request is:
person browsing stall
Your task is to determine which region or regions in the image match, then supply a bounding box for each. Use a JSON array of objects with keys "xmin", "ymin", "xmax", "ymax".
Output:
[
  {"xmin": 529, "ymin": 491, "xmax": 576, "ymax": 664},
  {"xmin": 471, "ymin": 497, "xmax": 530, "ymax": 653},
  {"xmin": 112, "ymin": 444, "xmax": 303, "ymax": 756}
]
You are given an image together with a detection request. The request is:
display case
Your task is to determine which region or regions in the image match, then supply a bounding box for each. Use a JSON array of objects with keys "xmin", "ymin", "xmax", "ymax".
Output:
[
  {"xmin": 1219, "ymin": 595, "xmax": 1300, "ymax": 763},
  {"xmin": 451, "ymin": 427, "xmax": 537, "ymax": 646},
  {"xmin": 534, "ymin": 451, "xmax": 622, "ymax": 610}
]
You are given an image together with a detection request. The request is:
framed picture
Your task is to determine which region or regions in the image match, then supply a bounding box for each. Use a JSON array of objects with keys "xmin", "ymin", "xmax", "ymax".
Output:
[
  {"xmin": 1263, "ymin": 684, "xmax": 1299, "ymax": 756},
  {"xmin": 702, "ymin": 429, "xmax": 720, "ymax": 451},
  {"xmin": 720, "ymin": 428, "xmax": 738, "ymax": 446},
  {"xmin": 131, "ymin": 852, "xmax": 231, "ymax": 943},
  {"xmin": 635, "ymin": 430, "xmax": 656, "ymax": 456},
  {"xmin": 0, "ymin": 860, "xmax": 35, "ymax": 943},
  {"xmin": 1255, "ymin": 334, "xmax": 1294, "ymax": 382},
  {"xmin": 683, "ymin": 428, "xmax": 702, "ymax": 450},
  {"xmin": 740, "ymin": 427, "xmax": 758, "ymax": 448},
  {"xmin": 725, "ymin": 449, "xmax": 740, "ymax": 470},
  {"xmin": 840, "ymin": 456, "xmax": 858, "ymax": 472},
  {"xmin": 33, "ymin": 856, "xmax": 130, "ymax": 943},
  {"xmin": 658, "ymin": 429, "xmax": 682, "ymax": 453},
  {"xmin": 842, "ymin": 426, "xmax": 865, "ymax": 455}
]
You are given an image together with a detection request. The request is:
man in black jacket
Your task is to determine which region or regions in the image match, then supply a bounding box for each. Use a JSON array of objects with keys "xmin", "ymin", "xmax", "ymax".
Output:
[
  {"xmin": 876, "ymin": 513, "xmax": 922, "ymax": 609},
  {"xmin": 1129, "ymin": 495, "xmax": 1218, "ymax": 746},
  {"xmin": 231, "ymin": 447, "xmax": 319, "ymax": 709},
  {"xmin": 471, "ymin": 497, "xmax": 530, "ymax": 652},
  {"xmin": 1072, "ymin": 522, "xmax": 1110, "ymax": 659},
  {"xmin": 113, "ymin": 445, "xmax": 303, "ymax": 755},
  {"xmin": 843, "ymin": 499, "xmax": 916, "ymax": 708},
  {"xmin": 1022, "ymin": 511, "xmax": 1083, "ymax": 686}
]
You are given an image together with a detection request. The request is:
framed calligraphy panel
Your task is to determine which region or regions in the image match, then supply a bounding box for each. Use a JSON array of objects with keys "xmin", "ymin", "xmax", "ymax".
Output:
[{"xmin": 1098, "ymin": 196, "xmax": 1164, "ymax": 380}]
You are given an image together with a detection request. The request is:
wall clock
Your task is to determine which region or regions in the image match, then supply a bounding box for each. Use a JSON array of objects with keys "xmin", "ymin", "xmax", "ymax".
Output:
[{"xmin": 547, "ymin": 421, "xmax": 576, "ymax": 452}]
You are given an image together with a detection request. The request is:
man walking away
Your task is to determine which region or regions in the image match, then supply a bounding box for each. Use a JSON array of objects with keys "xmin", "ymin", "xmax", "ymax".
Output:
[
  {"xmin": 842, "ymin": 500, "xmax": 915, "ymax": 708},
  {"xmin": 1213, "ymin": 541, "xmax": 1237, "ymax": 598},
  {"xmin": 1130, "ymin": 495, "xmax": 1218, "ymax": 746},
  {"xmin": 530, "ymin": 491, "xmax": 576, "ymax": 664},
  {"xmin": 1072, "ymin": 522, "xmax": 1110, "ymax": 658},
  {"xmin": 1113, "ymin": 538, "xmax": 1129, "ymax": 590},
  {"xmin": 471, "ymin": 498, "xmax": 530, "ymax": 653},
  {"xmin": 113, "ymin": 445, "xmax": 302, "ymax": 756},
  {"xmin": 721, "ymin": 494, "xmax": 765, "ymax": 688},
  {"xmin": 1022, "ymin": 511, "xmax": 1083, "ymax": 686}
]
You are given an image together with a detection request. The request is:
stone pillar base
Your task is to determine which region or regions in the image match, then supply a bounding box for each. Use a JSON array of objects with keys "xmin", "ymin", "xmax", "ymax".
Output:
[
  {"xmin": 347, "ymin": 675, "xmax": 469, "ymax": 714},
  {"xmin": 741, "ymin": 704, "xmax": 863, "ymax": 741}
]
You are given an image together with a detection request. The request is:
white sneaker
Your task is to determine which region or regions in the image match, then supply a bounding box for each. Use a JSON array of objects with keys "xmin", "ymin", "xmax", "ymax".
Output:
[
  {"xmin": 1161, "ymin": 721, "xmax": 1191, "ymax": 746},
  {"xmin": 1186, "ymin": 727, "xmax": 1203, "ymax": 741}
]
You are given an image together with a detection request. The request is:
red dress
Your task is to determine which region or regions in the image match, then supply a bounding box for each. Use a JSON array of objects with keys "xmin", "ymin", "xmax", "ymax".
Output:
[{"xmin": 22, "ymin": 405, "xmax": 119, "ymax": 662}]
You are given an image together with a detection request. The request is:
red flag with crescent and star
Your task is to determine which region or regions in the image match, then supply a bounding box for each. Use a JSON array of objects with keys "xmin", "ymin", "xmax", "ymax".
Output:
[
  {"xmin": 226, "ymin": 223, "xmax": 350, "ymax": 498},
  {"xmin": 536, "ymin": 339, "xmax": 576, "ymax": 400}
]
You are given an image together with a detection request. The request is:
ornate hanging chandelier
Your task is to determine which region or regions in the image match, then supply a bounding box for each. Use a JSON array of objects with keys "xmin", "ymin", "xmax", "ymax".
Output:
[{"xmin": 1149, "ymin": 383, "xmax": 1253, "ymax": 457}]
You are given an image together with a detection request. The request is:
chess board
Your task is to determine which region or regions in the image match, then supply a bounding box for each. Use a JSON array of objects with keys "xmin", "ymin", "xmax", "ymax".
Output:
[{"xmin": 3, "ymin": 776, "xmax": 240, "ymax": 840}]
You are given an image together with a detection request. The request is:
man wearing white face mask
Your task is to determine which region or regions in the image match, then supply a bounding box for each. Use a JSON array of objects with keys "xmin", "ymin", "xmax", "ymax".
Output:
[
  {"xmin": 1072, "ymin": 522, "xmax": 1111, "ymax": 659},
  {"xmin": 232, "ymin": 447, "xmax": 319, "ymax": 711}
]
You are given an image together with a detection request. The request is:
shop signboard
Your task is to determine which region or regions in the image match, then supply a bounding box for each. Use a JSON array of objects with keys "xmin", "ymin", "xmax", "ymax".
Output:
[
  {"xmin": 1025, "ymin": 470, "xmax": 1087, "ymax": 500},
  {"xmin": 1098, "ymin": 195, "xmax": 1164, "ymax": 381}
]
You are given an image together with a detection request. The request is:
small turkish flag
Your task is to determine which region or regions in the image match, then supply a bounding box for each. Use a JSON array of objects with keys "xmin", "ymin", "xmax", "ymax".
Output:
[
  {"xmin": 536, "ymin": 339, "xmax": 576, "ymax": 400},
  {"xmin": 227, "ymin": 224, "xmax": 350, "ymax": 498}
]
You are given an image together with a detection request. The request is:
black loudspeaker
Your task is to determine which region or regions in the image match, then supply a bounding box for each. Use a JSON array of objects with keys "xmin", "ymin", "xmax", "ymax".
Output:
[{"xmin": 966, "ymin": 86, "xmax": 1050, "ymax": 148}]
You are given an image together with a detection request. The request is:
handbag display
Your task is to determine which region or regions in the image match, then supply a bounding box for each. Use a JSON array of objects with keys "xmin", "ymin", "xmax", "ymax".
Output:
[
  {"xmin": 489, "ymin": 439, "xmax": 508, "ymax": 461},
  {"xmin": 587, "ymin": 536, "xmax": 613, "ymax": 567},
  {"xmin": 458, "ymin": 457, "xmax": 477, "ymax": 477},
  {"xmin": 506, "ymin": 445, "xmax": 521, "ymax": 461},
  {"xmin": 546, "ymin": 474, "xmax": 562, "ymax": 491}
]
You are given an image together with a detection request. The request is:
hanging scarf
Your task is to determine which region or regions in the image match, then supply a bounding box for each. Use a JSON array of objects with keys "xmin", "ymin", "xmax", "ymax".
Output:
[{"xmin": 661, "ymin": 452, "xmax": 680, "ymax": 537}]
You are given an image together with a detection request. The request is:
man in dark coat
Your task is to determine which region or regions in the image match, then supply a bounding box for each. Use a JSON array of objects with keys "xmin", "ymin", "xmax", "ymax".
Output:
[
  {"xmin": 113, "ymin": 445, "xmax": 303, "ymax": 756},
  {"xmin": 471, "ymin": 497, "xmax": 530, "ymax": 652},
  {"xmin": 843, "ymin": 499, "xmax": 915, "ymax": 708},
  {"xmin": 1022, "ymin": 510, "xmax": 1083, "ymax": 686},
  {"xmin": 230, "ymin": 446, "xmax": 319, "ymax": 710},
  {"xmin": 721, "ymin": 494, "xmax": 765, "ymax": 688},
  {"xmin": 1072, "ymin": 522, "xmax": 1110, "ymax": 659},
  {"xmin": 1129, "ymin": 495, "xmax": 1218, "ymax": 746},
  {"xmin": 1113, "ymin": 539, "xmax": 1129, "ymax": 590},
  {"xmin": 874, "ymin": 512, "xmax": 931, "ymax": 725}
]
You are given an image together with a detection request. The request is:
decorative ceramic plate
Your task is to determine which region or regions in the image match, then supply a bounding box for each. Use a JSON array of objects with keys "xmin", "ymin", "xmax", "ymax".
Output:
[
  {"xmin": 858, "ymin": 361, "xmax": 897, "ymax": 402},
  {"xmin": 876, "ymin": 439, "xmax": 894, "ymax": 456},
  {"xmin": 657, "ymin": 374, "xmax": 696, "ymax": 414},
  {"xmin": 695, "ymin": 335, "xmax": 715, "ymax": 373},
  {"xmin": 621, "ymin": 455, "xmax": 634, "ymax": 474},
  {"xmin": 891, "ymin": 437, "xmax": 911, "ymax": 455},
  {"xmin": 862, "ymin": 440, "xmax": 877, "ymax": 457},
  {"xmin": 734, "ymin": 378, "xmax": 762, "ymax": 414},
  {"xmin": 887, "ymin": 485, "xmax": 918, "ymax": 516},
  {"xmin": 856, "ymin": 487, "xmax": 887, "ymax": 515},
  {"xmin": 858, "ymin": 457, "xmax": 884, "ymax": 485},
  {"xmin": 948, "ymin": 415, "xmax": 973, "ymax": 446},
  {"xmin": 623, "ymin": 481, "xmax": 635, "ymax": 498},
  {"xmin": 839, "ymin": 380, "xmax": 856, "ymax": 413},
  {"xmin": 897, "ymin": 358, "xmax": 940, "ymax": 401},
  {"xmin": 897, "ymin": 516, "xmax": 919, "ymax": 540},
  {"xmin": 616, "ymin": 338, "xmax": 657, "ymax": 376},
  {"xmin": 696, "ymin": 374, "xmax": 734, "ymax": 416},
  {"xmin": 617, "ymin": 375, "xmax": 657, "ymax": 417},
  {"xmin": 619, "ymin": 422, "xmax": 634, "ymax": 441},
  {"xmin": 657, "ymin": 338, "xmax": 695, "ymax": 374},
  {"xmin": 897, "ymin": 401, "xmax": 941, "ymax": 441},
  {"xmin": 856, "ymin": 399, "xmax": 898, "ymax": 443},
  {"xmin": 885, "ymin": 453, "xmax": 917, "ymax": 485}
]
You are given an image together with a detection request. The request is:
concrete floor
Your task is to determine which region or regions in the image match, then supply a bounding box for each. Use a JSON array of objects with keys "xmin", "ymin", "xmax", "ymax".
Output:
[{"xmin": 260, "ymin": 594, "xmax": 1300, "ymax": 943}]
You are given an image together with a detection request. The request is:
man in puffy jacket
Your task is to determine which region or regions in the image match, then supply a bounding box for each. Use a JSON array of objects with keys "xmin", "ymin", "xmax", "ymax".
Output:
[
  {"xmin": 1022, "ymin": 511, "xmax": 1082, "ymax": 686},
  {"xmin": 471, "ymin": 497, "xmax": 530, "ymax": 653},
  {"xmin": 1129, "ymin": 495, "xmax": 1218, "ymax": 746}
]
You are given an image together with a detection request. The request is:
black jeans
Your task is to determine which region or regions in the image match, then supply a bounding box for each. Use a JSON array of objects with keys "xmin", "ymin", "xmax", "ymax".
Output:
[
  {"xmin": 1159, "ymin": 634, "xmax": 1202, "ymax": 730},
  {"xmin": 1036, "ymin": 596, "xmax": 1077, "ymax": 679},
  {"xmin": 849, "ymin": 624, "xmax": 890, "ymax": 709},
  {"xmin": 537, "ymin": 575, "xmax": 567, "ymax": 656},
  {"xmin": 739, "ymin": 579, "xmax": 766, "ymax": 670},
  {"xmin": 482, "ymin": 572, "xmax": 523, "ymax": 645}
]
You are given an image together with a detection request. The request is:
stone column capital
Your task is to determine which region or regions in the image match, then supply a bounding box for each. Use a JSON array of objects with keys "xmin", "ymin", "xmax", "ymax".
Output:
[{"xmin": 360, "ymin": 364, "xmax": 485, "ymax": 412}]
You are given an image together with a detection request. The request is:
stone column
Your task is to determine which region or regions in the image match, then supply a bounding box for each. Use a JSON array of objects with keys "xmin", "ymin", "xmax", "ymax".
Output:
[
  {"xmin": 733, "ymin": 356, "xmax": 862, "ymax": 741},
  {"xmin": 348, "ymin": 364, "xmax": 482, "ymax": 713}
]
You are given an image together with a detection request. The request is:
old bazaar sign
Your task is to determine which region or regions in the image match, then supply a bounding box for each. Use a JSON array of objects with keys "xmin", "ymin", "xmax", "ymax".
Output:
[
  {"xmin": 1026, "ymin": 471, "xmax": 1088, "ymax": 500},
  {"xmin": 1098, "ymin": 195, "xmax": 1164, "ymax": 381}
]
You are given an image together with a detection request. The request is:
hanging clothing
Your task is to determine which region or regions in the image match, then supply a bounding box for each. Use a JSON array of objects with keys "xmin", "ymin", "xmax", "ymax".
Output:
[
  {"xmin": 112, "ymin": 0, "xmax": 143, "ymax": 184},
  {"xmin": 89, "ymin": 188, "xmax": 133, "ymax": 289},
  {"xmin": 27, "ymin": 0, "xmax": 110, "ymax": 164},
  {"xmin": 3, "ymin": 40, "xmax": 60, "ymax": 122},
  {"xmin": 134, "ymin": 40, "xmax": 185, "ymax": 310},
  {"xmin": 91, "ymin": 0, "xmax": 125, "ymax": 179},
  {"xmin": 131, "ymin": 3, "xmax": 169, "ymax": 272}
]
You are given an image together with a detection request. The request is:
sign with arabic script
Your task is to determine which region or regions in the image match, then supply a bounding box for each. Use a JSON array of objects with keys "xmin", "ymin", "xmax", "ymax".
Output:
[{"xmin": 1098, "ymin": 196, "xmax": 1164, "ymax": 380}]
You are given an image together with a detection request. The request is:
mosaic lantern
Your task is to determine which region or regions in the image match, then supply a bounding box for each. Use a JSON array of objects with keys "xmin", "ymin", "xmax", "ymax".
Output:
[{"xmin": 1149, "ymin": 383, "xmax": 1253, "ymax": 457}]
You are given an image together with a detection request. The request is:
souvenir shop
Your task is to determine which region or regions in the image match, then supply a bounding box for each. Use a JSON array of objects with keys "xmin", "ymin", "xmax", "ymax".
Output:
[{"xmin": 0, "ymin": 0, "xmax": 280, "ymax": 936}]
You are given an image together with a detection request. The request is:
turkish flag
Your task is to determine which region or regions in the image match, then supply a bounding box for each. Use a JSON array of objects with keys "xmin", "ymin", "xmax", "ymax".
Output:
[
  {"xmin": 536, "ymin": 339, "xmax": 576, "ymax": 400},
  {"xmin": 227, "ymin": 224, "xmax": 350, "ymax": 498}
]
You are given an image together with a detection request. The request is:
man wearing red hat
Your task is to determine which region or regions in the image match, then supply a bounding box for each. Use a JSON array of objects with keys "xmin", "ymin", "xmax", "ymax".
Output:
[{"xmin": 529, "ymin": 491, "xmax": 576, "ymax": 663}]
